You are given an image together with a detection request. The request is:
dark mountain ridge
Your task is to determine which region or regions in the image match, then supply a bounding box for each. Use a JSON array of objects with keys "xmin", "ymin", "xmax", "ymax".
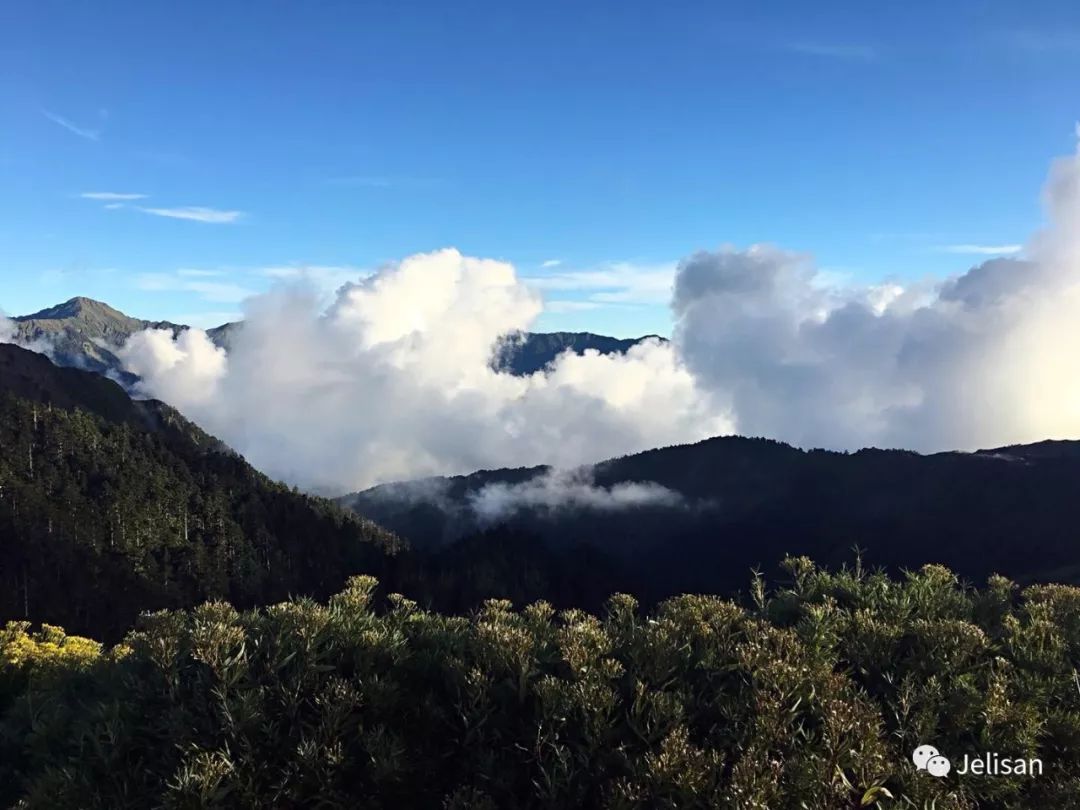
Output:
[
  {"xmin": 342, "ymin": 433, "xmax": 1080, "ymax": 604},
  {"xmin": 492, "ymin": 330, "xmax": 666, "ymax": 375}
]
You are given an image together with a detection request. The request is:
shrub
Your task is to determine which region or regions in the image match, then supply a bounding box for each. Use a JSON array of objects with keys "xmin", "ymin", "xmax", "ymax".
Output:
[{"xmin": 2, "ymin": 561, "xmax": 1079, "ymax": 808}]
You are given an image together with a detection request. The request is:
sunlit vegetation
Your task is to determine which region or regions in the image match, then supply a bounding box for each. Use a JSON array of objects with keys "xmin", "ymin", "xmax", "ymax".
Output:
[{"xmin": 2, "ymin": 559, "xmax": 1078, "ymax": 808}]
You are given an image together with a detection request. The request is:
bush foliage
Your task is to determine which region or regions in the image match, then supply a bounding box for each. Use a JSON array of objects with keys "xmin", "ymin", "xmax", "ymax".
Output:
[{"xmin": 2, "ymin": 558, "xmax": 1079, "ymax": 808}]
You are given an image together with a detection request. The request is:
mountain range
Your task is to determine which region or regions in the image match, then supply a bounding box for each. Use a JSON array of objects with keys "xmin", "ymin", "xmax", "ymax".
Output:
[
  {"xmin": 341, "ymin": 435, "xmax": 1080, "ymax": 605},
  {"xmin": 8, "ymin": 294, "xmax": 1080, "ymax": 626},
  {"xmin": 8, "ymin": 296, "xmax": 657, "ymax": 382},
  {"xmin": 9, "ymin": 297, "xmax": 235, "ymax": 386}
]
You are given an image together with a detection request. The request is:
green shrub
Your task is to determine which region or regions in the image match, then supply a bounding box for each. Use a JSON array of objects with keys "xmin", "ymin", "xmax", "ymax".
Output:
[{"xmin": 3, "ymin": 563, "xmax": 1080, "ymax": 808}]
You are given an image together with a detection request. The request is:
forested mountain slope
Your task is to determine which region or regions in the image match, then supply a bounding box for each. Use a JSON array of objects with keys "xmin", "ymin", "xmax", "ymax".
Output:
[
  {"xmin": 0, "ymin": 343, "xmax": 400, "ymax": 641},
  {"xmin": 343, "ymin": 435, "xmax": 1080, "ymax": 604},
  {"xmin": 492, "ymin": 331, "xmax": 665, "ymax": 375}
]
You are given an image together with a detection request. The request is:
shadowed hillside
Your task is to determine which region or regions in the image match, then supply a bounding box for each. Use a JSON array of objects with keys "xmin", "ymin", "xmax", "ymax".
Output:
[
  {"xmin": 0, "ymin": 343, "xmax": 401, "ymax": 641},
  {"xmin": 492, "ymin": 331, "xmax": 666, "ymax": 375},
  {"xmin": 343, "ymin": 435, "xmax": 1080, "ymax": 605}
]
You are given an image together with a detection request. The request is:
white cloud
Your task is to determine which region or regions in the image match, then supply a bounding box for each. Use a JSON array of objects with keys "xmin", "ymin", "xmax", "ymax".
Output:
[
  {"xmin": 136, "ymin": 273, "xmax": 255, "ymax": 304},
  {"xmin": 80, "ymin": 192, "xmax": 147, "ymax": 201},
  {"xmin": 41, "ymin": 109, "xmax": 102, "ymax": 141},
  {"xmin": 138, "ymin": 206, "xmax": 244, "ymax": 224},
  {"xmin": 259, "ymin": 264, "xmax": 369, "ymax": 293},
  {"xmin": 103, "ymin": 203, "xmax": 125, "ymax": 210},
  {"xmin": 540, "ymin": 259, "xmax": 563, "ymax": 268},
  {"xmin": 468, "ymin": 469, "xmax": 684, "ymax": 523},
  {"xmin": 122, "ymin": 249, "xmax": 726, "ymax": 492},
  {"xmin": 0, "ymin": 311, "xmax": 58, "ymax": 357},
  {"xmin": 673, "ymin": 132, "xmax": 1080, "ymax": 453},
  {"xmin": 937, "ymin": 244, "xmax": 1023, "ymax": 255},
  {"xmin": 120, "ymin": 133, "xmax": 1080, "ymax": 494},
  {"xmin": 545, "ymin": 300, "xmax": 604, "ymax": 313},
  {"xmin": 171, "ymin": 311, "xmax": 243, "ymax": 329},
  {"xmin": 526, "ymin": 261, "xmax": 676, "ymax": 307},
  {"xmin": 119, "ymin": 328, "xmax": 227, "ymax": 407}
]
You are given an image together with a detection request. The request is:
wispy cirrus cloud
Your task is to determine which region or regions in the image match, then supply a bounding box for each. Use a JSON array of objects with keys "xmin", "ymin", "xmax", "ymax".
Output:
[
  {"xmin": 786, "ymin": 42, "xmax": 879, "ymax": 61},
  {"xmin": 545, "ymin": 300, "xmax": 604, "ymax": 314},
  {"xmin": 138, "ymin": 206, "xmax": 244, "ymax": 224},
  {"xmin": 136, "ymin": 272, "xmax": 255, "ymax": 303},
  {"xmin": 937, "ymin": 244, "xmax": 1023, "ymax": 256},
  {"xmin": 526, "ymin": 261, "xmax": 676, "ymax": 307},
  {"xmin": 79, "ymin": 191, "xmax": 147, "ymax": 201},
  {"xmin": 540, "ymin": 259, "xmax": 563, "ymax": 268},
  {"xmin": 41, "ymin": 109, "xmax": 105, "ymax": 141},
  {"xmin": 259, "ymin": 264, "xmax": 369, "ymax": 292},
  {"xmin": 170, "ymin": 311, "xmax": 244, "ymax": 329},
  {"xmin": 75, "ymin": 193, "xmax": 241, "ymax": 222}
]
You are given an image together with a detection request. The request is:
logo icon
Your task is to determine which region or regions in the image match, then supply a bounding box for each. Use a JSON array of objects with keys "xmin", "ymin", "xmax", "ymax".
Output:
[{"xmin": 913, "ymin": 744, "xmax": 951, "ymax": 777}]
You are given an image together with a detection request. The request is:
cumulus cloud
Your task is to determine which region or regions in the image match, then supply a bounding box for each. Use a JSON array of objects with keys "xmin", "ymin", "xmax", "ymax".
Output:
[
  {"xmin": 120, "ymin": 249, "xmax": 726, "ymax": 492},
  {"xmin": 674, "ymin": 131, "xmax": 1080, "ymax": 452},
  {"xmin": 118, "ymin": 328, "xmax": 228, "ymax": 406},
  {"xmin": 469, "ymin": 469, "xmax": 684, "ymax": 523},
  {"xmin": 120, "ymin": 132, "xmax": 1080, "ymax": 493}
]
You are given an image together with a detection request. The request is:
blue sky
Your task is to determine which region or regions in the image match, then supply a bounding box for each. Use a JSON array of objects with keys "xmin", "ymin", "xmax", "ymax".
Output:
[{"xmin": 1, "ymin": 0, "xmax": 1078, "ymax": 336}]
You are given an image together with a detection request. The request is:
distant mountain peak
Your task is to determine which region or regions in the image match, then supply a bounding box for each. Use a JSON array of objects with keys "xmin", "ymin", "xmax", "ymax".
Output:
[
  {"xmin": 493, "ymin": 331, "xmax": 667, "ymax": 375},
  {"xmin": 9, "ymin": 296, "xmax": 661, "ymax": 383},
  {"xmin": 18, "ymin": 296, "xmax": 125, "ymax": 322}
]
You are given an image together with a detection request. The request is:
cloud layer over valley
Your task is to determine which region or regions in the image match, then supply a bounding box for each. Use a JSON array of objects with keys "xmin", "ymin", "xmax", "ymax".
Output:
[{"xmin": 108, "ymin": 134, "xmax": 1080, "ymax": 493}]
